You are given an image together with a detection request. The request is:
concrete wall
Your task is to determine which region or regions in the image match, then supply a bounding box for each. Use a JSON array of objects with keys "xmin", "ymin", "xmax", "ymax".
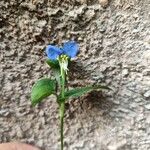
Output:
[{"xmin": 1, "ymin": 0, "xmax": 150, "ymax": 149}]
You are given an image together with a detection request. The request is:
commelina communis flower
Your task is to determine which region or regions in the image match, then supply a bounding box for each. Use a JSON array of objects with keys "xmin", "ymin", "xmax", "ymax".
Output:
[
  {"xmin": 46, "ymin": 41, "xmax": 79, "ymax": 73},
  {"xmin": 46, "ymin": 41, "xmax": 79, "ymax": 60}
]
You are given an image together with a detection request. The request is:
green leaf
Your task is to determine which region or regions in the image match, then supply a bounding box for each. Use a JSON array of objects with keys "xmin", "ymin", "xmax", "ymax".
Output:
[
  {"xmin": 62, "ymin": 85, "xmax": 110, "ymax": 100},
  {"xmin": 31, "ymin": 78, "xmax": 56, "ymax": 106},
  {"xmin": 46, "ymin": 59, "xmax": 60, "ymax": 69}
]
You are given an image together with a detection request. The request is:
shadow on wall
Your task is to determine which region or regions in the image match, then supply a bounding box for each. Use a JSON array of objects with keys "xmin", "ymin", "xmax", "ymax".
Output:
[
  {"xmin": 69, "ymin": 60, "xmax": 95, "ymax": 81},
  {"xmin": 66, "ymin": 61, "xmax": 115, "ymax": 121},
  {"xmin": 66, "ymin": 91, "xmax": 114, "ymax": 120}
]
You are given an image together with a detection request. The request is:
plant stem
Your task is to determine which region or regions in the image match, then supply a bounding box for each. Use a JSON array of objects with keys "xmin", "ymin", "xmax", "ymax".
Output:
[
  {"xmin": 59, "ymin": 66, "xmax": 66, "ymax": 150},
  {"xmin": 60, "ymin": 102, "xmax": 65, "ymax": 150}
]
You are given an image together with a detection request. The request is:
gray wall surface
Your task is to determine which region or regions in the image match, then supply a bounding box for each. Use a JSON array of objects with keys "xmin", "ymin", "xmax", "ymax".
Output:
[{"xmin": 0, "ymin": 0, "xmax": 150, "ymax": 149}]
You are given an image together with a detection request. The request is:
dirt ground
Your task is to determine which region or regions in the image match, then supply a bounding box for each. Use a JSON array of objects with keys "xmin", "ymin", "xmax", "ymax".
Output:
[{"xmin": 0, "ymin": 0, "xmax": 150, "ymax": 149}]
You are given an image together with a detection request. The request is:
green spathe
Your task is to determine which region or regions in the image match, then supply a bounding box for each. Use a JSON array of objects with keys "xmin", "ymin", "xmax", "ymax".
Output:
[{"xmin": 31, "ymin": 78, "xmax": 56, "ymax": 106}]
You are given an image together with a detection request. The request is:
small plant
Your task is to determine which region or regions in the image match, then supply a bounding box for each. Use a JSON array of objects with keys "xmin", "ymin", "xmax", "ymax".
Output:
[{"xmin": 31, "ymin": 41, "xmax": 110, "ymax": 150}]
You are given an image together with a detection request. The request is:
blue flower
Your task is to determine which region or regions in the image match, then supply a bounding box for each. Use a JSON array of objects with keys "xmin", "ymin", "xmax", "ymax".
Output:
[{"xmin": 46, "ymin": 41, "xmax": 79, "ymax": 60}]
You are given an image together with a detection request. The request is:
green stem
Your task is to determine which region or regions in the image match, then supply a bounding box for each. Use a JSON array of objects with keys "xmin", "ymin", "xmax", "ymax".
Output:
[
  {"xmin": 60, "ymin": 102, "xmax": 65, "ymax": 150},
  {"xmin": 59, "ymin": 65, "xmax": 66, "ymax": 150}
]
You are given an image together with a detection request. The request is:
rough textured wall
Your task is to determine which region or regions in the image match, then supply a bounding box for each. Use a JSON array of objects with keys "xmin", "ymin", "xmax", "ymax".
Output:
[{"xmin": 0, "ymin": 0, "xmax": 150, "ymax": 150}]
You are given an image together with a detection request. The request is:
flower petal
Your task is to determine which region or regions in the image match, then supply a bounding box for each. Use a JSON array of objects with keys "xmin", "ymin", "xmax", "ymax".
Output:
[
  {"xmin": 46, "ymin": 45, "xmax": 62, "ymax": 60},
  {"xmin": 62, "ymin": 41, "xmax": 79, "ymax": 58}
]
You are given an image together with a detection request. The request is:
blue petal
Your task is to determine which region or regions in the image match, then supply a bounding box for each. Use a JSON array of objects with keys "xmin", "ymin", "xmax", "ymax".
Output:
[
  {"xmin": 62, "ymin": 41, "xmax": 79, "ymax": 58},
  {"xmin": 46, "ymin": 45, "xmax": 62, "ymax": 60}
]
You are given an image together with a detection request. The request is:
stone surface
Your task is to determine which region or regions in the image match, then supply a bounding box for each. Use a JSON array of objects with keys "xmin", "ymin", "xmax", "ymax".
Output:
[
  {"xmin": 0, "ymin": 0, "xmax": 150, "ymax": 150},
  {"xmin": 99, "ymin": 0, "xmax": 109, "ymax": 7},
  {"xmin": 144, "ymin": 90, "xmax": 150, "ymax": 98}
]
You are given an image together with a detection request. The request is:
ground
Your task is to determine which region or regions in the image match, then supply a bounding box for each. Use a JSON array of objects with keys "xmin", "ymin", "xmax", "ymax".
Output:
[{"xmin": 0, "ymin": 0, "xmax": 150, "ymax": 150}]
